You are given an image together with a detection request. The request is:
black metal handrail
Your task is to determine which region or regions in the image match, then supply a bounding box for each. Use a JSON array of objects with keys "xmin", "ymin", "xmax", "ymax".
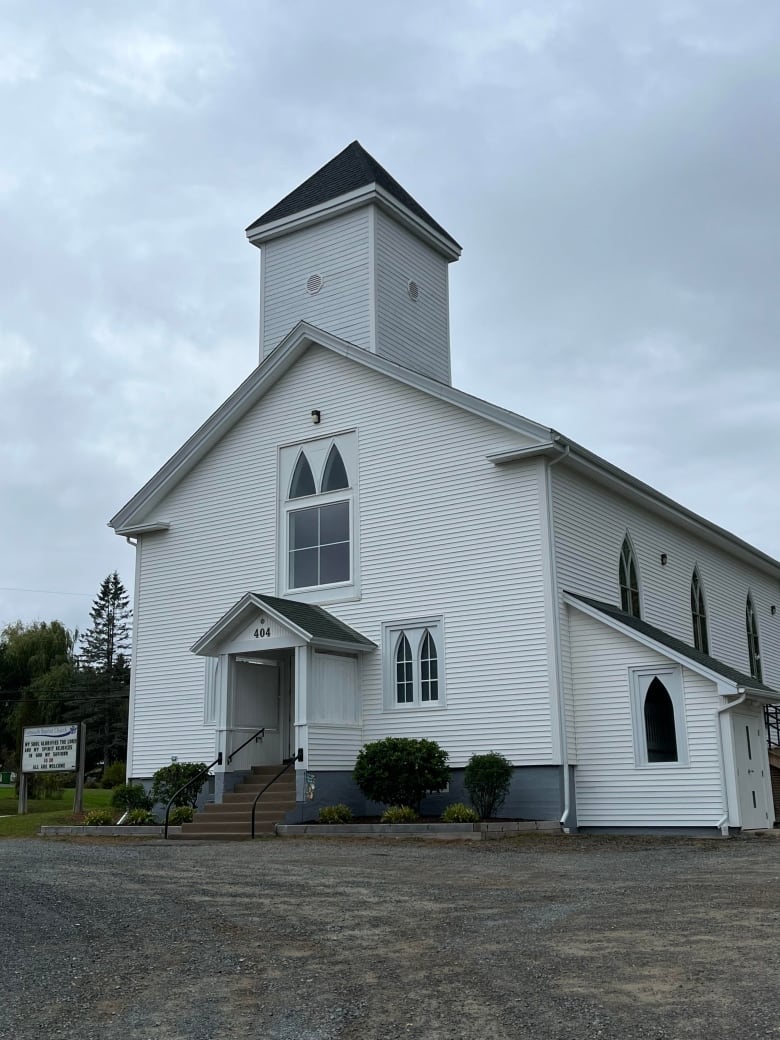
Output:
[
  {"xmin": 226, "ymin": 727, "xmax": 265, "ymax": 766},
  {"xmin": 251, "ymin": 749, "xmax": 303, "ymax": 839},
  {"xmin": 765, "ymin": 705, "xmax": 780, "ymax": 749},
  {"xmin": 163, "ymin": 754, "xmax": 222, "ymax": 839}
]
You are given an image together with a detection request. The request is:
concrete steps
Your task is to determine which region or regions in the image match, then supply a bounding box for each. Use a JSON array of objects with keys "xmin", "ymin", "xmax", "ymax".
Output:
[{"xmin": 170, "ymin": 764, "xmax": 297, "ymax": 841}]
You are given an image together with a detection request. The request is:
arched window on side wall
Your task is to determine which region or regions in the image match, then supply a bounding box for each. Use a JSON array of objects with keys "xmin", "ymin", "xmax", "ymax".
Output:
[
  {"xmin": 619, "ymin": 536, "xmax": 641, "ymax": 617},
  {"xmin": 746, "ymin": 594, "xmax": 762, "ymax": 682},
  {"xmin": 690, "ymin": 568, "xmax": 709, "ymax": 654},
  {"xmin": 644, "ymin": 678, "xmax": 678, "ymax": 762}
]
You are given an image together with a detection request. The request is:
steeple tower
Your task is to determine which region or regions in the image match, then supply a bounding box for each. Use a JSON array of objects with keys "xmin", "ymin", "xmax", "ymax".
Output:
[{"xmin": 246, "ymin": 142, "xmax": 461, "ymax": 384}]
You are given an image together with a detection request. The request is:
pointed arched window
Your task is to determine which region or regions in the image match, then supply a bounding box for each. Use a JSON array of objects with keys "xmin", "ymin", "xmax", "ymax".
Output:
[
  {"xmin": 289, "ymin": 452, "xmax": 316, "ymax": 498},
  {"xmin": 420, "ymin": 630, "xmax": 439, "ymax": 702},
  {"xmin": 395, "ymin": 634, "xmax": 414, "ymax": 704},
  {"xmin": 619, "ymin": 536, "xmax": 640, "ymax": 617},
  {"xmin": 746, "ymin": 594, "xmax": 762, "ymax": 682},
  {"xmin": 321, "ymin": 444, "xmax": 349, "ymax": 493},
  {"xmin": 690, "ymin": 569, "xmax": 709, "ymax": 654},
  {"xmin": 644, "ymin": 677, "xmax": 678, "ymax": 762}
]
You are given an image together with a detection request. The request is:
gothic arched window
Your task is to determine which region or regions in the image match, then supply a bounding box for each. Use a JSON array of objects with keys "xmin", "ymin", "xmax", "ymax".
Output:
[
  {"xmin": 690, "ymin": 568, "xmax": 709, "ymax": 654},
  {"xmin": 746, "ymin": 594, "xmax": 762, "ymax": 682},
  {"xmin": 644, "ymin": 678, "xmax": 678, "ymax": 762},
  {"xmin": 619, "ymin": 536, "xmax": 641, "ymax": 617}
]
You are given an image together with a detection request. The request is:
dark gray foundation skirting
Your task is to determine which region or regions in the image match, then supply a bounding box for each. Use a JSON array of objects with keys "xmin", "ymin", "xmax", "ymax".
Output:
[{"xmin": 286, "ymin": 765, "xmax": 566, "ymax": 824}]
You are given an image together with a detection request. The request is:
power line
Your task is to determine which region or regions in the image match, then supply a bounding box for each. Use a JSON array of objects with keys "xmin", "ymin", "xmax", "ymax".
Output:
[{"xmin": 0, "ymin": 586, "xmax": 93, "ymax": 598}]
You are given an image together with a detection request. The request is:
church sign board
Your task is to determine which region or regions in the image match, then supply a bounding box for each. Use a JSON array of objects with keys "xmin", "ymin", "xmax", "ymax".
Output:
[{"xmin": 22, "ymin": 725, "xmax": 79, "ymax": 773}]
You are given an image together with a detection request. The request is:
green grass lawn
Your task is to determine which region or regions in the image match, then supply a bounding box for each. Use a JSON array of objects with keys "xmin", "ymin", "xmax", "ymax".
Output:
[{"xmin": 0, "ymin": 786, "xmax": 113, "ymax": 838}]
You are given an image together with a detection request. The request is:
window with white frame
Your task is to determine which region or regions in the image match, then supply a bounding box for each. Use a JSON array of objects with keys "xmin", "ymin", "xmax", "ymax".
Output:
[
  {"xmin": 746, "ymin": 593, "xmax": 762, "ymax": 682},
  {"xmin": 383, "ymin": 619, "xmax": 445, "ymax": 709},
  {"xmin": 619, "ymin": 535, "xmax": 641, "ymax": 618},
  {"xmin": 278, "ymin": 433, "xmax": 358, "ymax": 601},
  {"xmin": 629, "ymin": 667, "xmax": 688, "ymax": 767}
]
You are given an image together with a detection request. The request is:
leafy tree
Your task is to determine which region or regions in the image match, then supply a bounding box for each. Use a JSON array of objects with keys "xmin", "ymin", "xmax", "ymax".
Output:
[{"xmin": 353, "ymin": 737, "xmax": 450, "ymax": 812}]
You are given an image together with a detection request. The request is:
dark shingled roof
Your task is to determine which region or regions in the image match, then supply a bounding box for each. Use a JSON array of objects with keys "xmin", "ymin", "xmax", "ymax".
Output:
[
  {"xmin": 246, "ymin": 141, "xmax": 460, "ymax": 249},
  {"xmin": 254, "ymin": 594, "xmax": 375, "ymax": 649},
  {"xmin": 568, "ymin": 593, "xmax": 777, "ymax": 694}
]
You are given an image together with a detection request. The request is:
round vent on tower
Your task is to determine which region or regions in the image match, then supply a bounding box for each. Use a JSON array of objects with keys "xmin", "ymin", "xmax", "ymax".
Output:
[
  {"xmin": 306, "ymin": 273, "xmax": 323, "ymax": 295},
  {"xmin": 407, "ymin": 279, "xmax": 420, "ymax": 302}
]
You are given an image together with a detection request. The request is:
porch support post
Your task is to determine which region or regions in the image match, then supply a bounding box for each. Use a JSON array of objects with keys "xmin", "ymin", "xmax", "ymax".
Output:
[
  {"xmin": 213, "ymin": 653, "xmax": 231, "ymax": 804},
  {"xmin": 294, "ymin": 645, "xmax": 309, "ymax": 795}
]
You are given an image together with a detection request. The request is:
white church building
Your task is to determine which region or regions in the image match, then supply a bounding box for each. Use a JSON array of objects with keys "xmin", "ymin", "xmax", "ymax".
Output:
[{"xmin": 111, "ymin": 142, "xmax": 780, "ymax": 834}]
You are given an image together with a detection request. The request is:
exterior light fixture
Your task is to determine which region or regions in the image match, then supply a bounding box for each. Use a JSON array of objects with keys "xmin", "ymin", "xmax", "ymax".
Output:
[
  {"xmin": 660, "ymin": 553, "xmax": 668, "ymax": 566},
  {"xmin": 311, "ymin": 409, "xmax": 321, "ymax": 424}
]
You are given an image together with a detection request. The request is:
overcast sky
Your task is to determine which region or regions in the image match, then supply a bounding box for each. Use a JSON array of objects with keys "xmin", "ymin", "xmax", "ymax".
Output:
[{"xmin": 2, "ymin": 0, "xmax": 780, "ymax": 635}]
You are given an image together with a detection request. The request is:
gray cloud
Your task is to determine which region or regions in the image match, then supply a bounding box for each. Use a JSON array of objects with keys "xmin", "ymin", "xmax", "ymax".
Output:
[{"xmin": 2, "ymin": 0, "xmax": 779, "ymax": 631}]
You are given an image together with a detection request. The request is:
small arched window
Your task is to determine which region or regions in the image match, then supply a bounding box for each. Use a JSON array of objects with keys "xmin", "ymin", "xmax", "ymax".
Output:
[
  {"xmin": 644, "ymin": 677, "xmax": 678, "ymax": 762},
  {"xmin": 321, "ymin": 444, "xmax": 349, "ymax": 493},
  {"xmin": 690, "ymin": 569, "xmax": 709, "ymax": 654},
  {"xmin": 420, "ymin": 630, "xmax": 439, "ymax": 702},
  {"xmin": 289, "ymin": 452, "xmax": 316, "ymax": 498},
  {"xmin": 619, "ymin": 536, "xmax": 640, "ymax": 617},
  {"xmin": 395, "ymin": 634, "xmax": 414, "ymax": 704},
  {"xmin": 746, "ymin": 594, "xmax": 762, "ymax": 682}
]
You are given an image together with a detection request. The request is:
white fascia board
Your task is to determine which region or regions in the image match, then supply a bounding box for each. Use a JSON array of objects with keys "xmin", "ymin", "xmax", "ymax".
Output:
[
  {"xmin": 558, "ymin": 438, "xmax": 780, "ymax": 580},
  {"xmin": 563, "ymin": 593, "xmax": 742, "ymax": 691},
  {"xmin": 114, "ymin": 521, "xmax": 170, "ymax": 537},
  {"xmin": 487, "ymin": 443, "xmax": 563, "ymax": 465},
  {"xmin": 110, "ymin": 322, "xmax": 553, "ymax": 533},
  {"xmin": 246, "ymin": 183, "xmax": 461, "ymax": 262},
  {"xmin": 312, "ymin": 638, "xmax": 376, "ymax": 654},
  {"xmin": 191, "ymin": 593, "xmax": 311, "ymax": 657}
]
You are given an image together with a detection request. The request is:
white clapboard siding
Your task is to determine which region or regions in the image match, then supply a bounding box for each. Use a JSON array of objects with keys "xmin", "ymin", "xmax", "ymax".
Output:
[
  {"xmin": 373, "ymin": 209, "xmax": 451, "ymax": 383},
  {"xmin": 552, "ymin": 465, "xmax": 780, "ymax": 768},
  {"xmin": 129, "ymin": 345, "xmax": 551, "ymax": 776},
  {"xmin": 261, "ymin": 210, "xmax": 371, "ymax": 356},
  {"xmin": 569, "ymin": 609, "xmax": 724, "ymax": 827},
  {"xmin": 307, "ymin": 725, "xmax": 364, "ymax": 770}
]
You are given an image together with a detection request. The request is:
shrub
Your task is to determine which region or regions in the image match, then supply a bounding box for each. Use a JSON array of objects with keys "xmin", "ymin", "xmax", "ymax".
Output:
[
  {"xmin": 83, "ymin": 808, "xmax": 115, "ymax": 826},
  {"xmin": 168, "ymin": 806, "xmax": 195, "ymax": 826},
  {"xmin": 110, "ymin": 783, "xmax": 152, "ymax": 811},
  {"xmin": 318, "ymin": 804, "xmax": 354, "ymax": 824},
  {"xmin": 151, "ymin": 762, "xmax": 208, "ymax": 809},
  {"xmin": 101, "ymin": 762, "xmax": 126, "ymax": 789},
  {"xmin": 124, "ymin": 809, "xmax": 157, "ymax": 826},
  {"xmin": 381, "ymin": 805, "xmax": 419, "ymax": 823},
  {"xmin": 441, "ymin": 802, "xmax": 479, "ymax": 823},
  {"xmin": 353, "ymin": 737, "xmax": 449, "ymax": 812},
  {"xmin": 464, "ymin": 752, "xmax": 513, "ymax": 820}
]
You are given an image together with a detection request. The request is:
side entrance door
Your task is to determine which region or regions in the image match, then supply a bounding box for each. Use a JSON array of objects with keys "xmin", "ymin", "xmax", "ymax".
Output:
[{"xmin": 733, "ymin": 710, "xmax": 771, "ymax": 829}]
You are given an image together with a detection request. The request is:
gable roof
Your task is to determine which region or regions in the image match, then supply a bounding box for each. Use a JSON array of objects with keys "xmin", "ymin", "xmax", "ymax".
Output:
[
  {"xmin": 246, "ymin": 141, "xmax": 460, "ymax": 250},
  {"xmin": 566, "ymin": 592, "xmax": 779, "ymax": 697},
  {"xmin": 109, "ymin": 321, "xmax": 551, "ymax": 534},
  {"xmin": 191, "ymin": 592, "xmax": 375, "ymax": 657}
]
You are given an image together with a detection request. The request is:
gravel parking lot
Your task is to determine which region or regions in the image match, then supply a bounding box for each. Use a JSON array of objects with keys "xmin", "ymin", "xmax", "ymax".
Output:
[{"xmin": 1, "ymin": 833, "xmax": 779, "ymax": 1040}]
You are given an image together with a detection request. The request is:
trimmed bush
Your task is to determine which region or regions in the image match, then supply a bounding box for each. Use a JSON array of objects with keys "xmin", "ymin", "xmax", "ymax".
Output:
[
  {"xmin": 151, "ymin": 762, "xmax": 208, "ymax": 809},
  {"xmin": 441, "ymin": 802, "xmax": 479, "ymax": 823},
  {"xmin": 123, "ymin": 809, "xmax": 157, "ymax": 826},
  {"xmin": 83, "ymin": 808, "xmax": 115, "ymax": 826},
  {"xmin": 464, "ymin": 752, "xmax": 513, "ymax": 820},
  {"xmin": 168, "ymin": 806, "xmax": 195, "ymax": 826},
  {"xmin": 318, "ymin": 804, "xmax": 354, "ymax": 824},
  {"xmin": 381, "ymin": 805, "xmax": 419, "ymax": 823},
  {"xmin": 111, "ymin": 783, "xmax": 152, "ymax": 811},
  {"xmin": 353, "ymin": 737, "xmax": 449, "ymax": 812},
  {"xmin": 101, "ymin": 762, "xmax": 126, "ymax": 789}
]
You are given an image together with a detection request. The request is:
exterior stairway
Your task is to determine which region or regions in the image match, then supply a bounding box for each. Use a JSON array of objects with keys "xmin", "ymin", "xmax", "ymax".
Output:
[{"xmin": 172, "ymin": 764, "xmax": 297, "ymax": 841}]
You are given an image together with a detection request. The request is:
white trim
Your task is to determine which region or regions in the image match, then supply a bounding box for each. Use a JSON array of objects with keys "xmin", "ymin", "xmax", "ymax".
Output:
[
  {"xmin": 115, "ymin": 522, "xmax": 170, "ymax": 537},
  {"xmin": 367, "ymin": 205, "xmax": 377, "ymax": 353},
  {"xmin": 629, "ymin": 665, "xmax": 690, "ymax": 768},
  {"xmin": 126, "ymin": 540, "xmax": 142, "ymax": 778},
  {"xmin": 381, "ymin": 616, "xmax": 446, "ymax": 711}
]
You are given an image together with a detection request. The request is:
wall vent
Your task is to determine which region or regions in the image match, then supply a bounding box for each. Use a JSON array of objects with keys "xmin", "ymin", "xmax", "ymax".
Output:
[
  {"xmin": 407, "ymin": 279, "xmax": 419, "ymax": 302},
  {"xmin": 306, "ymin": 273, "xmax": 323, "ymax": 295}
]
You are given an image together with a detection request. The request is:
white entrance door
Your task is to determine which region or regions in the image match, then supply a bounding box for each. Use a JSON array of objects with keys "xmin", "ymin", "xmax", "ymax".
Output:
[
  {"xmin": 733, "ymin": 710, "xmax": 771, "ymax": 829},
  {"xmin": 230, "ymin": 658, "xmax": 282, "ymax": 768}
]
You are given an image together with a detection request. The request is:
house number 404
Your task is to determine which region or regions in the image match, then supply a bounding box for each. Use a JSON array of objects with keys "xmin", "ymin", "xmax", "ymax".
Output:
[{"xmin": 253, "ymin": 626, "xmax": 271, "ymax": 638}]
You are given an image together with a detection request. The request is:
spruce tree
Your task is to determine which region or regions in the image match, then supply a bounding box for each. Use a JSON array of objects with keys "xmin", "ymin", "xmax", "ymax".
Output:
[{"xmin": 78, "ymin": 572, "xmax": 132, "ymax": 768}]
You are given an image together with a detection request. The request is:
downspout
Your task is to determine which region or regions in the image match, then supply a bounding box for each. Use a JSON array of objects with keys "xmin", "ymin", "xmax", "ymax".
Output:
[
  {"xmin": 544, "ymin": 439, "xmax": 571, "ymax": 831},
  {"xmin": 716, "ymin": 691, "xmax": 747, "ymax": 836}
]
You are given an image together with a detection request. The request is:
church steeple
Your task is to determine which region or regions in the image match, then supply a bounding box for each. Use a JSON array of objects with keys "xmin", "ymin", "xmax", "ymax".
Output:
[{"xmin": 246, "ymin": 142, "xmax": 461, "ymax": 384}]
